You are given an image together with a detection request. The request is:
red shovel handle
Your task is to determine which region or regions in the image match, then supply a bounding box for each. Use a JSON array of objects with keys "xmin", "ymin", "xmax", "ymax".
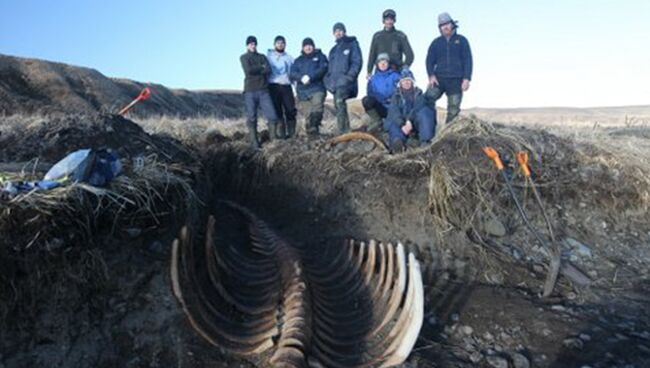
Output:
[{"xmin": 137, "ymin": 87, "xmax": 152, "ymax": 101}]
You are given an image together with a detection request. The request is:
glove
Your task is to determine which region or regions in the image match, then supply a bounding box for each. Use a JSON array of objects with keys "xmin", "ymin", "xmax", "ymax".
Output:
[
  {"xmin": 401, "ymin": 121, "xmax": 413, "ymax": 136},
  {"xmin": 301, "ymin": 75, "xmax": 311, "ymax": 85}
]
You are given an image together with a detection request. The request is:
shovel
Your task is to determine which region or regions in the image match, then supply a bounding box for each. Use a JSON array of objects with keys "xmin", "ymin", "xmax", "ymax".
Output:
[{"xmin": 118, "ymin": 87, "xmax": 152, "ymax": 115}]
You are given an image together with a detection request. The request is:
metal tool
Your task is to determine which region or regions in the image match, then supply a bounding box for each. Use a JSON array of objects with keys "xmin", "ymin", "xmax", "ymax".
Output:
[{"xmin": 118, "ymin": 87, "xmax": 152, "ymax": 115}]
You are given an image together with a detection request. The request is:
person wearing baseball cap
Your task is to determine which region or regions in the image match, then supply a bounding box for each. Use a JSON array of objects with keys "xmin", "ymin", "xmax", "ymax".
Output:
[
  {"xmin": 384, "ymin": 68, "xmax": 437, "ymax": 153},
  {"xmin": 266, "ymin": 35, "xmax": 297, "ymax": 139},
  {"xmin": 425, "ymin": 12, "xmax": 473, "ymax": 124},
  {"xmin": 324, "ymin": 22, "xmax": 362, "ymax": 134},
  {"xmin": 366, "ymin": 9, "xmax": 414, "ymax": 78},
  {"xmin": 289, "ymin": 37, "xmax": 329, "ymax": 136},
  {"xmin": 361, "ymin": 52, "xmax": 401, "ymax": 132},
  {"xmin": 240, "ymin": 35, "xmax": 279, "ymax": 149}
]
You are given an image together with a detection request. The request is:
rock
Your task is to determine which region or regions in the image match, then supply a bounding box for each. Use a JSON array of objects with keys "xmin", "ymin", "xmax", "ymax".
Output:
[
  {"xmin": 469, "ymin": 352, "xmax": 483, "ymax": 363},
  {"xmin": 483, "ymin": 218, "xmax": 507, "ymax": 237},
  {"xmin": 461, "ymin": 326, "xmax": 474, "ymax": 336},
  {"xmin": 486, "ymin": 355, "xmax": 508, "ymax": 368},
  {"xmin": 563, "ymin": 337, "xmax": 584, "ymax": 350},
  {"xmin": 564, "ymin": 238, "xmax": 593, "ymax": 258},
  {"xmin": 512, "ymin": 353, "xmax": 530, "ymax": 368},
  {"xmin": 427, "ymin": 316, "xmax": 438, "ymax": 326},
  {"xmin": 484, "ymin": 331, "xmax": 495, "ymax": 341},
  {"xmin": 579, "ymin": 333, "xmax": 592, "ymax": 341},
  {"xmin": 451, "ymin": 313, "xmax": 460, "ymax": 322},
  {"xmin": 551, "ymin": 305, "xmax": 566, "ymax": 312}
]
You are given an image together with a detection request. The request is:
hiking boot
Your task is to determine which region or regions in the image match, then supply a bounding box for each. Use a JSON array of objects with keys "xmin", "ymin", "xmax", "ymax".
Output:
[{"xmin": 391, "ymin": 138, "xmax": 406, "ymax": 154}]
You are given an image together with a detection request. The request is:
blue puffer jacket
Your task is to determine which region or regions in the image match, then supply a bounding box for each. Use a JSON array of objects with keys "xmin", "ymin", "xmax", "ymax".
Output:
[
  {"xmin": 386, "ymin": 86, "xmax": 428, "ymax": 124},
  {"xmin": 324, "ymin": 36, "xmax": 362, "ymax": 99},
  {"xmin": 289, "ymin": 49, "xmax": 328, "ymax": 100},
  {"xmin": 426, "ymin": 32, "xmax": 473, "ymax": 80},
  {"xmin": 367, "ymin": 69, "xmax": 401, "ymax": 108}
]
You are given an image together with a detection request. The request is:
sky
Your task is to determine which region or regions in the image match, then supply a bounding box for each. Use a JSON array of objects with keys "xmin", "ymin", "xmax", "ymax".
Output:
[{"xmin": 1, "ymin": 0, "xmax": 649, "ymax": 108}]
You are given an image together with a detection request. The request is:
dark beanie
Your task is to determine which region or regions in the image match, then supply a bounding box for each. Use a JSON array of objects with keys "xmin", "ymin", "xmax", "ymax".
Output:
[
  {"xmin": 383, "ymin": 9, "xmax": 396, "ymax": 20},
  {"xmin": 246, "ymin": 35, "xmax": 257, "ymax": 45},
  {"xmin": 274, "ymin": 35, "xmax": 286, "ymax": 44},
  {"xmin": 332, "ymin": 22, "xmax": 346, "ymax": 33},
  {"xmin": 302, "ymin": 37, "xmax": 315, "ymax": 47}
]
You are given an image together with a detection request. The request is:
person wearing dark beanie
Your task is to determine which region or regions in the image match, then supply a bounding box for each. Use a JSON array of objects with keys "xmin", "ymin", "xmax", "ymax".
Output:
[
  {"xmin": 367, "ymin": 9, "xmax": 414, "ymax": 76},
  {"xmin": 290, "ymin": 37, "xmax": 329, "ymax": 136},
  {"xmin": 240, "ymin": 35, "xmax": 279, "ymax": 149},
  {"xmin": 266, "ymin": 35, "xmax": 296, "ymax": 138}
]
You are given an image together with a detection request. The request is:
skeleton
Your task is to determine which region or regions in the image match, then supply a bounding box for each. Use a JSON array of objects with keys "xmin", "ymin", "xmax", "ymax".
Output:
[{"xmin": 171, "ymin": 201, "xmax": 423, "ymax": 367}]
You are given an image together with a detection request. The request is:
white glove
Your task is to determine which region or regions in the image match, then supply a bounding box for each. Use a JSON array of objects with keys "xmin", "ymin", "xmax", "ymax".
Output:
[{"xmin": 301, "ymin": 75, "xmax": 311, "ymax": 85}]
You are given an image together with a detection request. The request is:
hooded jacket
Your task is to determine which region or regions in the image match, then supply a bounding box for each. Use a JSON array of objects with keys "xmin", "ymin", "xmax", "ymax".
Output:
[
  {"xmin": 290, "ymin": 49, "xmax": 328, "ymax": 100},
  {"xmin": 367, "ymin": 69, "xmax": 401, "ymax": 108},
  {"xmin": 324, "ymin": 36, "xmax": 362, "ymax": 99},
  {"xmin": 426, "ymin": 31, "xmax": 473, "ymax": 80},
  {"xmin": 266, "ymin": 49, "xmax": 294, "ymax": 85}
]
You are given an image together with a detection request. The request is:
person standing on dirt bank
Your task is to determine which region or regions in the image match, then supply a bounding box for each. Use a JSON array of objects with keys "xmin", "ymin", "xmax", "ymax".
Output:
[
  {"xmin": 362, "ymin": 53, "xmax": 401, "ymax": 132},
  {"xmin": 325, "ymin": 22, "xmax": 362, "ymax": 134},
  {"xmin": 240, "ymin": 35, "xmax": 279, "ymax": 149},
  {"xmin": 366, "ymin": 9, "xmax": 414, "ymax": 77},
  {"xmin": 267, "ymin": 35, "xmax": 297, "ymax": 139},
  {"xmin": 384, "ymin": 69, "xmax": 436, "ymax": 153},
  {"xmin": 290, "ymin": 37, "xmax": 329, "ymax": 136},
  {"xmin": 425, "ymin": 12, "xmax": 473, "ymax": 124}
]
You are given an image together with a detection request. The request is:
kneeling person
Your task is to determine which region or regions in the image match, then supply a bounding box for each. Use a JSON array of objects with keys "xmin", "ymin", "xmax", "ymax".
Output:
[
  {"xmin": 290, "ymin": 38, "xmax": 329, "ymax": 136},
  {"xmin": 384, "ymin": 70, "xmax": 437, "ymax": 153},
  {"xmin": 362, "ymin": 53, "xmax": 401, "ymax": 132}
]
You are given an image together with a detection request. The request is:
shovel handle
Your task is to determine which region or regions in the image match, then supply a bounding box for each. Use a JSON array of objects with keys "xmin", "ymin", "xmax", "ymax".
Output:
[
  {"xmin": 517, "ymin": 151, "xmax": 531, "ymax": 177},
  {"xmin": 482, "ymin": 147, "xmax": 504, "ymax": 170}
]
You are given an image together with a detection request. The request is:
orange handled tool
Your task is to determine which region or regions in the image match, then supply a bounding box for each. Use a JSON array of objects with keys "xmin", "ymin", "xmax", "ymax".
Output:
[
  {"xmin": 482, "ymin": 147, "xmax": 504, "ymax": 170},
  {"xmin": 517, "ymin": 151, "xmax": 531, "ymax": 177},
  {"xmin": 118, "ymin": 87, "xmax": 152, "ymax": 116}
]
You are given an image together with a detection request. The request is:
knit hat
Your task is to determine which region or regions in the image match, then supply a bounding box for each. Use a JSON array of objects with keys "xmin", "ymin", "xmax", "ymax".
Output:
[
  {"xmin": 399, "ymin": 68, "xmax": 415, "ymax": 82},
  {"xmin": 332, "ymin": 22, "xmax": 346, "ymax": 33},
  {"xmin": 438, "ymin": 12, "xmax": 454, "ymax": 26},
  {"xmin": 302, "ymin": 37, "xmax": 315, "ymax": 47},
  {"xmin": 376, "ymin": 53, "xmax": 390, "ymax": 63},
  {"xmin": 383, "ymin": 9, "xmax": 396, "ymax": 21},
  {"xmin": 246, "ymin": 35, "xmax": 257, "ymax": 45},
  {"xmin": 274, "ymin": 35, "xmax": 286, "ymax": 44}
]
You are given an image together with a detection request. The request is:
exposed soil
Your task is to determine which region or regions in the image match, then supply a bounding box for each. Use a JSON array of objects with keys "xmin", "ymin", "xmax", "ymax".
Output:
[{"xmin": 1, "ymin": 114, "xmax": 649, "ymax": 368}]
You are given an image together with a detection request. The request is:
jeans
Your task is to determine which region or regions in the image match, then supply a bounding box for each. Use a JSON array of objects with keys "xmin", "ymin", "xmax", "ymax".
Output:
[
  {"xmin": 385, "ymin": 106, "xmax": 437, "ymax": 148},
  {"xmin": 425, "ymin": 77, "xmax": 463, "ymax": 123},
  {"xmin": 298, "ymin": 91, "xmax": 326, "ymax": 135},
  {"xmin": 244, "ymin": 90, "xmax": 278, "ymax": 132}
]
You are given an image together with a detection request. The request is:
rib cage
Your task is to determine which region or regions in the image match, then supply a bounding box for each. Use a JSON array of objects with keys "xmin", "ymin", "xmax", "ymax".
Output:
[{"xmin": 171, "ymin": 201, "xmax": 423, "ymax": 367}]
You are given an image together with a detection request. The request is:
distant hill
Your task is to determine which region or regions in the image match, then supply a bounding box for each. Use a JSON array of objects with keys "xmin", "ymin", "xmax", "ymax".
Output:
[{"xmin": 0, "ymin": 54, "xmax": 244, "ymax": 118}]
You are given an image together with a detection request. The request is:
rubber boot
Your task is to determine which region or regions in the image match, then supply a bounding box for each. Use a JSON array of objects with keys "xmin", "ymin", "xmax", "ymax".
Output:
[
  {"xmin": 276, "ymin": 122, "xmax": 287, "ymax": 139},
  {"xmin": 366, "ymin": 109, "xmax": 383, "ymax": 133},
  {"xmin": 286, "ymin": 120, "xmax": 297, "ymax": 138},
  {"xmin": 268, "ymin": 123, "xmax": 277, "ymax": 142},
  {"xmin": 248, "ymin": 127, "xmax": 261, "ymax": 150}
]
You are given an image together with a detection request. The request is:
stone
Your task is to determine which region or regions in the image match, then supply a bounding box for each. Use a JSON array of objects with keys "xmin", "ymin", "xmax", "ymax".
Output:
[
  {"xmin": 564, "ymin": 238, "xmax": 593, "ymax": 258},
  {"xmin": 461, "ymin": 325, "xmax": 474, "ymax": 336},
  {"xmin": 427, "ymin": 316, "xmax": 438, "ymax": 326},
  {"xmin": 512, "ymin": 353, "xmax": 530, "ymax": 368},
  {"xmin": 579, "ymin": 333, "xmax": 592, "ymax": 341},
  {"xmin": 486, "ymin": 355, "xmax": 508, "ymax": 368},
  {"xmin": 483, "ymin": 218, "xmax": 507, "ymax": 237},
  {"xmin": 563, "ymin": 337, "xmax": 584, "ymax": 350}
]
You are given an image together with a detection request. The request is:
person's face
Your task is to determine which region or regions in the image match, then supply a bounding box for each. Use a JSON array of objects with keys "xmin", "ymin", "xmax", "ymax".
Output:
[
  {"xmin": 247, "ymin": 43, "xmax": 257, "ymax": 52},
  {"xmin": 303, "ymin": 44, "xmax": 314, "ymax": 54},
  {"xmin": 440, "ymin": 22, "xmax": 454, "ymax": 37},
  {"xmin": 400, "ymin": 79, "xmax": 413, "ymax": 90},
  {"xmin": 274, "ymin": 40, "xmax": 286, "ymax": 52},
  {"xmin": 377, "ymin": 60, "xmax": 389, "ymax": 71},
  {"xmin": 334, "ymin": 29, "xmax": 345, "ymax": 40},
  {"xmin": 383, "ymin": 18, "xmax": 395, "ymax": 29}
]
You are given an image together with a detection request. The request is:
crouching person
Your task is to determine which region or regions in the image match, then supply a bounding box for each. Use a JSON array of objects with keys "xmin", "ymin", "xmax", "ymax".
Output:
[
  {"xmin": 362, "ymin": 53, "xmax": 401, "ymax": 132},
  {"xmin": 240, "ymin": 35, "xmax": 279, "ymax": 149},
  {"xmin": 290, "ymin": 38, "xmax": 328, "ymax": 136},
  {"xmin": 384, "ymin": 69, "xmax": 437, "ymax": 153}
]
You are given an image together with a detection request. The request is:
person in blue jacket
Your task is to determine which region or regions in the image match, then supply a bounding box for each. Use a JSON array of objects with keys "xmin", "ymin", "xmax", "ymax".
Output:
[
  {"xmin": 324, "ymin": 22, "xmax": 362, "ymax": 134},
  {"xmin": 425, "ymin": 12, "xmax": 473, "ymax": 124},
  {"xmin": 361, "ymin": 53, "xmax": 401, "ymax": 133},
  {"xmin": 290, "ymin": 38, "xmax": 329, "ymax": 136},
  {"xmin": 384, "ymin": 69, "xmax": 437, "ymax": 153}
]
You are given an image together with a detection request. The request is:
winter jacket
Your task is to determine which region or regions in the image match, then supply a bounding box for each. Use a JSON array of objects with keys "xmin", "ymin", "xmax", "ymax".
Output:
[
  {"xmin": 324, "ymin": 36, "xmax": 362, "ymax": 99},
  {"xmin": 366, "ymin": 69, "xmax": 401, "ymax": 108},
  {"xmin": 386, "ymin": 87, "xmax": 428, "ymax": 125},
  {"xmin": 266, "ymin": 49, "xmax": 294, "ymax": 85},
  {"xmin": 426, "ymin": 32, "xmax": 473, "ymax": 80},
  {"xmin": 240, "ymin": 51, "xmax": 271, "ymax": 92},
  {"xmin": 289, "ymin": 49, "xmax": 328, "ymax": 100},
  {"xmin": 367, "ymin": 28, "xmax": 414, "ymax": 74}
]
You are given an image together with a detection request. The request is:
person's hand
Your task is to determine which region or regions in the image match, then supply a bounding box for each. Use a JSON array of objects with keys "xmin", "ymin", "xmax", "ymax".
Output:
[
  {"xmin": 462, "ymin": 79, "xmax": 470, "ymax": 92},
  {"xmin": 366, "ymin": 74, "xmax": 372, "ymax": 81},
  {"xmin": 301, "ymin": 75, "xmax": 311, "ymax": 85},
  {"xmin": 401, "ymin": 121, "xmax": 413, "ymax": 135},
  {"xmin": 429, "ymin": 75, "xmax": 439, "ymax": 88}
]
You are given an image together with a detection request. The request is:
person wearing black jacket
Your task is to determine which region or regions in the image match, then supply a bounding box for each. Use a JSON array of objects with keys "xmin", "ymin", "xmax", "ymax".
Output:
[
  {"xmin": 290, "ymin": 38, "xmax": 328, "ymax": 136},
  {"xmin": 425, "ymin": 12, "xmax": 473, "ymax": 124},
  {"xmin": 366, "ymin": 9, "xmax": 414, "ymax": 77},
  {"xmin": 240, "ymin": 35, "xmax": 279, "ymax": 149}
]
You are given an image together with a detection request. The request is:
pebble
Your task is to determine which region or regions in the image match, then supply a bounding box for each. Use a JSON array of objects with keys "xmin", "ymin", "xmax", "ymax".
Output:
[
  {"xmin": 563, "ymin": 337, "xmax": 584, "ymax": 350},
  {"xmin": 579, "ymin": 333, "xmax": 592, "ymax": 341},
  {"xmin": 486, "ymin": 355, "xmax": 508, "ymax": 368},
  {"xmin": 469, "ymin": 352, "xmax": 483, "ymax": 363},
  {"xmin": 461, "ymin": 326, "xmax": 474, "ymax": 336},
  {"xmin": 551, "ymin": 305, "xmax": 566, "ymax": 312},
  {"xmin": 484, "ymin": 331, "xmax": 495, "ymax": 341},
  {"xmin": 542, "ymin": 328, "xmax": 552, "ymax": 337},
  {"xmin": 427, "ymin": 316, "xmax": 438, "ymax": 326},
  {"xmin": 451, "ymin": 313, "xmax": 460, "ymax": 322},
  {"xmin": 512, "ymin": 353, "xmax": 530, "ymax": 368}
]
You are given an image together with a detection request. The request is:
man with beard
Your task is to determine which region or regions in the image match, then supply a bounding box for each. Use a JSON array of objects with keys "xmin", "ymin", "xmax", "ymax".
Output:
[
  {"xmin": 290, "ymin": 37, "xmax": 328, "ymax": 136},
  {"xmin": 267, "ymin": 35, "xmax": 297, "ymax": 138}
]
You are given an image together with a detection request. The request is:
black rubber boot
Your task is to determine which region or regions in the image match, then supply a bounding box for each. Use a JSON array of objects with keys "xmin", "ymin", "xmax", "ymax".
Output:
[
  {"xmin": 276, "ymin": 122, "xmax": 287, "ymax": 139},
  {"xmin": 248, "ymin": 127, "xmax": 261, "ymax": 150},
  {"xmin": 286, "ymin": 120, "xmax": 297, "ymax": 138}
]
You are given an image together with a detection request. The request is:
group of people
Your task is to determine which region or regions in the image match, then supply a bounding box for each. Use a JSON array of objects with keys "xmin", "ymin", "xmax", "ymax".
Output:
[{"xmin": 239, "ymin": 10, "xmax": 473, "ymax": 152}]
